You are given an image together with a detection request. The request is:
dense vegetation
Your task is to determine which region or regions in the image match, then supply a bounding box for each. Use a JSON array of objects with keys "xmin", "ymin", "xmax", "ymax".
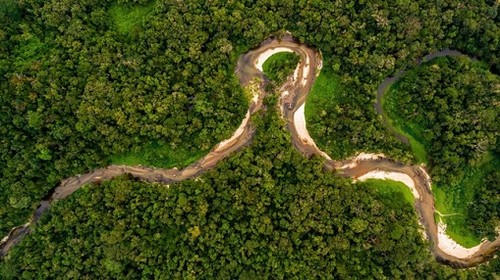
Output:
[
  {"xmin": 1, "ymin": 0, "xmax": 251, "ymax": 235},
  {"xmin": 1, "ymin": 99, "xmax": 495, "ymax": 278},
  {"xmin": 301, "ymin": 1, "xmax": 499, "ymax": 162},
  {"xmin": 262, "ymin": 52, "xmax": 300, "ymax": 85},
  {"xmin": 0, "ymin": 0, "xmax": 499, "ymax": 275},
  {"xmin": 385, "ymin": 56, "xmax": 499, "ymax": 244},
  {"xmin": 386, "ymin": 56, "xmax": 498, "ymax": 186},
  {"xmin": 304, "ymin": 69, "xmax": 407, "ymax": 160}
]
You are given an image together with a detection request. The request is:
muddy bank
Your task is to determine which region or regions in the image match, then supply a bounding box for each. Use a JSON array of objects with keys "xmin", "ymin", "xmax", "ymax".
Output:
[
  {"xmin": 1, "ymin": 37, "xmax": 498, "ymax": 268},
  {"xmin": 249, "ymin": 38, "xmax": 498, "ymax": 267}
]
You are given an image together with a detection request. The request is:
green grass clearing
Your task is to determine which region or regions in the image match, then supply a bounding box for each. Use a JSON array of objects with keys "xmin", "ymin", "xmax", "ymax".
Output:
[
  {"xmin": 109, "ymin": 3, "xmax": 154, "ymax": 34},
  {"xmin": 382, "ymin": 57, "xmax": 499, "ymax": 247},
  {"xmin": 433, "ymin": 155, "xmax": 498, "ymax": 247},
  {"xmin": 262, "ymin": 52, "xmax": 300, "ymax": 85},
  {"xmin": 304, "ymin": 70, "xmax": 342, "ymax": 120},
  {"xmin": 304, "ymin": 70, "xmax": 356, "ymax": 159},
  {"xmin": 382, "ymin": 86, "xmax": 428, "ymax": 164},
  {"xmin": 362, "ymin": 179, "xmax": 415, "ymax": 207},
  {"xmin": 109, "ymin": 141, "xmax": 207, "ymax": 169},
  {"xmin": 433, "ymin": 186, "xmax": 480, "ymax": 247}
]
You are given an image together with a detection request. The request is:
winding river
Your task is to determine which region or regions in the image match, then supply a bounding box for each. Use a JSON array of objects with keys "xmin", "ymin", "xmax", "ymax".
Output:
[{"xmin": 1, "ymin": 35, "xmax": 498, "ymax": 268}]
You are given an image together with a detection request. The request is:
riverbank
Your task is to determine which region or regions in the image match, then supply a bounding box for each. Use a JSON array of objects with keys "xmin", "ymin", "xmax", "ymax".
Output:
[{"xmin": 1, "ymin": 35, "xmax": 498, "ymax": 268}]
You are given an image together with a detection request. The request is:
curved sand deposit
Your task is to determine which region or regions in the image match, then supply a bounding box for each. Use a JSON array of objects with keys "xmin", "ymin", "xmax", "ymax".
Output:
[
  {"xmin": 243, "ymin": 36, "xmax": 499, "ymax": 267},
  {"xmin": 1, "ymin": 36, "xmax": 498, "ymax": 268},
  {"xmin": 357, "ymin": 170, "xmax": 419, "ymax": 199}
]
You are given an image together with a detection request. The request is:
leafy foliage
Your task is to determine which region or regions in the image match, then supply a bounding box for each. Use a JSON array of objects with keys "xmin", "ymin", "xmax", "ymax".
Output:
[
  {"xmin": 385, "ymin": 56, "xmax": 499, "ymax": 243},
  {"xmin": 386, "ymin": 56, "xmax": 498, "ymax": 184},
  {"xmin": 304, "ymin": 69, "xmax": 408, "ymax": 160},
  {"xmin": 468, "ymin": 166, "xmax": 500, "ymax": 240},
  {"xmin": 0, "ymin": 0, "xmax": 498, "ymax": 275},
  {"xmin": 0, "ymin": 99, "xmax": 475, "ymax": 278},
  {"xmin": 262, "ymin": 52, "xmax": 300, "ymax": 85},
  {"xmin": 0, "ymin": 0, "xmax": 250, "ymax": 235}
]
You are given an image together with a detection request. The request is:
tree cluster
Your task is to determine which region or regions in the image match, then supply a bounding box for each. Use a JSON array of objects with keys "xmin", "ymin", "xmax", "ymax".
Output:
[
  {"xmin": 262, "ymin": 52, "xmax": 300, "ymax": 86},
  {"xmin": 0, "ymin": 0, "xmax": 498, "ymax": 275},
  {"xmin": 1, "ymin": 98, "xmax": 488, "ymax": 279},
  {"xmin": 386, "ymin": 56, "xmax": 499, "ymax": 238}
]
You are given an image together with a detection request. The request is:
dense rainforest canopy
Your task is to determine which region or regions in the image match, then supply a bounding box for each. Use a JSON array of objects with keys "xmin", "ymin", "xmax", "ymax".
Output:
[
  {"xmin": 0, "ymin": 0, "xmax": 499, "ymax": 277},
  {"xmin": 262, "ymin": 52, "xmax": 300, "ymax": 85},
  {"xmin": 1, "ymin": 98, "xmax": 498, "ymax": 278},
  {"xmin": 384, "ymin": 56, "xmax": 499, "ymax": 241}
]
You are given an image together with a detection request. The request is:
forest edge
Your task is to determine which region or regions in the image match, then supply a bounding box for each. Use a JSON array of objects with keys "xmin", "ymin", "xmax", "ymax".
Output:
[{"xmin": 0, "ymin": 35, "xmax": 498, "ymax": 268}]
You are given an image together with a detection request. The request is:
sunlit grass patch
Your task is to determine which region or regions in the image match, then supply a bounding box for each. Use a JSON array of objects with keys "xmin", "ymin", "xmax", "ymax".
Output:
[
  {"xmin": 109, "ymin": 141, "xmax": 207, "ymax": 169},
  {"xmin": 305, "ymin": 70, "xmax": 342, "ymax": 120},
  {"xmin": 362, "ymin": 179, "xmax": 415, "ymax": 207},
  {"xmin": 262, "ymin": 52, "xmax": 300, "ymax": 85},
  {"xmin": 433, "ymin": 155, "xmax": 498, "ymax": 247},
  {"xmin": 109, "ymin": 3, "xmax": 154, "ymax": 34},
  {"xmin": 382, "ymin": 86, "xmax": 428, "ymax": 164}
]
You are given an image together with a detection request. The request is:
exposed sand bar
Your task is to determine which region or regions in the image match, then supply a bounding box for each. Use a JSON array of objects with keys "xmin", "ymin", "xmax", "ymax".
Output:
[
  {"xmin": 340, "ymin": 153, "xmax": 386, "ymax": 169},
  {"xmin": 301, "ymin": 55, "xmax": 310, "ymax": 86},
  {"xmin": 356, "ymin": 170, "xmax": 489, "ymax": 258},
  {"xmin": 357, "ymin": 170, "xmax": 420, "ymax": 199},
  {"xmin": 355, "ymin": 153, "xmax": 386, "ymax": 161},
  {"xmin": 437, "ymin": 222, "xmax": 487, "ymax": 258},
  {"xmin": 215, "ymin": 110, "xmax": 251, "ymax": 150},
  {"xmin": 293, "ymin": 104, "xmax": 332, "ymax": 160},
  {"xmin": 254, "ymin": 47, "xmax": 294, "ymax": 72}
]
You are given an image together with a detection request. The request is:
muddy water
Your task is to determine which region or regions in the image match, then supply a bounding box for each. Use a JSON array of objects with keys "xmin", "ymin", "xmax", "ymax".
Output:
[{"xmin": 1, "ymin": 38, "xmax": 497, "ymax": 267}]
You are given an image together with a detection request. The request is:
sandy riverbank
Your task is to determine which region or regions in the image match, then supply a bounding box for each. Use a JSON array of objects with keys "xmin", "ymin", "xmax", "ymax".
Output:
[
  {"xmin": 254, "ymin": 47, "xmax": 294, "ymax": 72},
  {"xmin": 293, "ymin": 104, "xmax": 332, "ymax": 160},
  {"xmin": 437, "ymin": 222, "xmax": 487, "ymax": 258},
  {"xmin": 356, "ymin": 170, "xmax": 420, "ymax": 199}
]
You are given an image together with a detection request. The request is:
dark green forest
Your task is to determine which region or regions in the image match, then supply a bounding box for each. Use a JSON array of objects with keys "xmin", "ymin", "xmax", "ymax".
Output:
[
  {"xmin": 384, "ymin": 56, "xmax": 499, "ymax": 242},
  {"xmin": 386, "ymin": 56, "xmax": 498, "ymax": 187},
  {"xmin": 0, "ymin": 0, "xmax": 499, "ymax": 276},
  {"xmin": 1, "ymin": 98, "xmax": 498, "ymax": 278},
  {"xmin": 262, "ymin": 52, "xmax": 300, "ymax": 85}
]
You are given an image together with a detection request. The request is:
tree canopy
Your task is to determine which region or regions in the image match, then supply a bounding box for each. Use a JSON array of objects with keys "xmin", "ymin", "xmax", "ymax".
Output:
[
  {"xmin": 0, "ymin": 0, "xmax": 499, "ymax": 276},
  {"xmin": 385, "ymin": 56, "xmax": 499, "ymax": 241},
  {"xmin": 2, "ymin": 97, "xmax": 493, "ymax": 279}
]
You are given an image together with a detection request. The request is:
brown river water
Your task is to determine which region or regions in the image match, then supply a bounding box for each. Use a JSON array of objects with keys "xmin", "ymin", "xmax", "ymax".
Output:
[{"xmin": 1, "ymin": 35, "xmax": 498, "ymax": 268}]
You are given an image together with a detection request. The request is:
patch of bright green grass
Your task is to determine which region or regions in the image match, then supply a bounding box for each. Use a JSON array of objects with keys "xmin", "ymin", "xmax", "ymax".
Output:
[
  {"xmin": 109, "ymin": 141, "xmax": 207, "ymax": 169},
  {"xmin": 433, "ymin": 154, "xmax": 498, "ymax": 247},
  {"xmin": 362, "ymin": 179, "xmax": 415, "ymax": 207},
  {"xmin": 386, "ymin": 78, "xmax": 493, "ymax": 247},
  {"xmin": 382, "ymin": 86, "xmax": 428, "ymax": 164},
  {"xmin": 262, "ymin": 52, "xmax": 300, "ymax": 85},
  {"xmin": 109, "ymin": 3, "xmax": 153, "ymax": 34},
  {"xmin": 304, "ymin": 70, "xmax": 342, "ymax": 120},
  {"xmin": 304, "ymin": 70, "xmax": 352, "ymax": 159}
]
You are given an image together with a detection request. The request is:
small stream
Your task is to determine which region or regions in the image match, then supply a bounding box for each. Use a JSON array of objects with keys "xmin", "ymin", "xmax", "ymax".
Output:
[
  {"xmin": 374, "ymin": 49, "xmax": 465, "ymax": 145},
  {"xmin": 1, "ymin": 39, "xmax": 497, "ymax": 268}
]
